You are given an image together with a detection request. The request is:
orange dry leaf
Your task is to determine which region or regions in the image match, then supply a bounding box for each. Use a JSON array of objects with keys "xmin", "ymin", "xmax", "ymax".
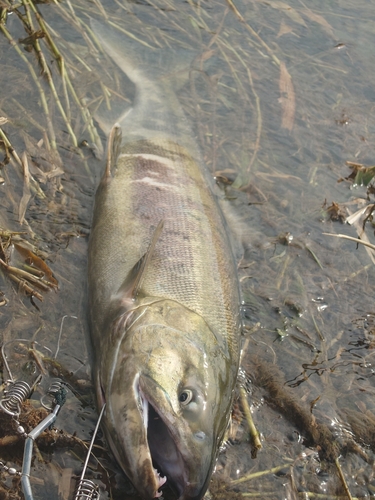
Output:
[
  {"xmin": 14, "ymin": 243, "xmax": 58, "ymax": 287},
  {"xmin": 279, "ymin": 61, "xmax": 295, "ymax": 131}
]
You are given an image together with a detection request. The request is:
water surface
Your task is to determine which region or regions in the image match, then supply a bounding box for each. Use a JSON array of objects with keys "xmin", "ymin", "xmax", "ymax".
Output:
[{"xmin": 1, "ymin": 0, "xmax": 375, "ymax": 498}]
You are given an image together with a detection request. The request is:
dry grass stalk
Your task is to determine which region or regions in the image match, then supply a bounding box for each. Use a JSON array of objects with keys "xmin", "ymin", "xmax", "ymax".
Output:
[
  {"xmin": 231, "ymin": 463, "xmax": 292, "ymax": 486},
  {"xmin": 0, "ymin": 23, "xmax": 57, "ymax": 149},
  {"xmin": 19, "ymin": 152, "xmax": 31, "ymax": 225},
  {"xmin": 279, "ymin": 61, "xmax": 295, "ymax": 131},
  {"xmin": 239, "ymin": 386, "xmax": 262, "ymax": 454}
]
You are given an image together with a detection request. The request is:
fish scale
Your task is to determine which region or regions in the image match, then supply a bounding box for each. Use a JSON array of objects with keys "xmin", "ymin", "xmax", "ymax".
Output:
[{"xmin": 91, "ymin": 139, "xmax": 239, "ymax": 353}]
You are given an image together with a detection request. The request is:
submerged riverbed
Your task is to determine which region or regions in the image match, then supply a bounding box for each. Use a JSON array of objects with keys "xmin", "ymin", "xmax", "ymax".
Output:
[{"xmin": 1, "ymin": 1, "xmax": 375, "ymax": 499}]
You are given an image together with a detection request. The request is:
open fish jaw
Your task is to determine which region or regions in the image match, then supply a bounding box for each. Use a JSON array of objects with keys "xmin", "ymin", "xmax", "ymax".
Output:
[
  {"xmin": 135, "ymin": 374, "xmax": 169, "ymax": 498},
  {"xmin": 103, "ymin": 372, "xmax": 168, "ymax": 499},
  {"xmin": 136, "ymin": 373, "xmax": 192, "ymax": 499}
]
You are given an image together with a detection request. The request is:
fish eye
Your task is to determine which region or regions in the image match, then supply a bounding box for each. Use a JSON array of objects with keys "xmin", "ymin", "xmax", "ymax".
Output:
[{"xmin": 179, "ymin": 389, "xmax": 193, "ymax": 406}]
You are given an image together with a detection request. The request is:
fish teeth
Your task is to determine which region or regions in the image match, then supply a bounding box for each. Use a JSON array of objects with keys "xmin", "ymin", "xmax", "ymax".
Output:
[
  {"xmin": 158, "ymin": 474, "xmax": 167, "ymax": 487},
  {"xmin": 153, "ymin": 468, "xmax": 167, "ymax": 497}
]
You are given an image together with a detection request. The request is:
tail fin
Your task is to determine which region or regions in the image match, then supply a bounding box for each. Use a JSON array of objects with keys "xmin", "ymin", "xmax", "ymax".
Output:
[{"xmin": 91, "ymin": 19, "xmax": 197, "ymax": 149}]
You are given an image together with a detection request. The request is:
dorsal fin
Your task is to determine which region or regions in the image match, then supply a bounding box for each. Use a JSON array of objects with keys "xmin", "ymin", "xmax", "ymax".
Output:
[
  {"xmin": 103, "ymin": 124, "xmax": 122, "ymax": 179},
  {"xmin": 119, "ymin": 220, "xmax": 164, "ymax": 301}
]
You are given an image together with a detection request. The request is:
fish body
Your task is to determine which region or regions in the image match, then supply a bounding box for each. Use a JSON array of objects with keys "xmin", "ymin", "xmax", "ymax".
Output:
[{"xmin": 88, "ymin": 21, "xmax": 242, "ymax": 500}]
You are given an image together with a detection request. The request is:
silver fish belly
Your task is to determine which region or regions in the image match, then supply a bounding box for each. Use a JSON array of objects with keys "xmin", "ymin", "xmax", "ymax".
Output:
[{"xmin": 88, "ymin": 21, "xmax": 242, "ymax": 500}]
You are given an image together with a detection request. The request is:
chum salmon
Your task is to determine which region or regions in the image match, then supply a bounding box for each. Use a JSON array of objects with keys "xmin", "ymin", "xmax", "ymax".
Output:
[{"xmin": 88, "ymin": 19, "xmax": 242, "ymax": 500}]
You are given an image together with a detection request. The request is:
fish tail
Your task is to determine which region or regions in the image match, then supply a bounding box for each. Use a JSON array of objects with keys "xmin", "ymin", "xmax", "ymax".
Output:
[{"xmin": 91, "ymin": 19, "xmax": 197, "ymax": 148}]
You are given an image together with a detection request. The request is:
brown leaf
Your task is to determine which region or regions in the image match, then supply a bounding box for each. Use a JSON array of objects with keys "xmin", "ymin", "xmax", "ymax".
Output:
[
  {"xmin": 19, "ymin": 30, "xmax": 46, "ymax": 46},
  {"xmin": 14, "ymin": 243, "xmax": 58, "ymax": 287},
  {"xmin": 279, "ymin": 62, "xmax": 295, "ymax": 131},
  {"xmin": 28, "ymin": 161, "xmax": 47, "ymax": 183},
  {"xmin": 267, "ymin": 1, "xmax": 306, "ymax": 26},
  {"xmin": 46, "ymin": 166, "xmax": 64, "ymax": 180},
  {"xmin": 301, "ymin": 9, "xmax": 334, "ymax": 38},
  {"xmin": 277, "ymin": 20, "xmax": 295, "ymax": 37}
]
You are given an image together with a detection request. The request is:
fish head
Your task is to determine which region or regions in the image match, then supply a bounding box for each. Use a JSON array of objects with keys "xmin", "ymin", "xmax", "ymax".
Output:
[{"xmin": 100, "ymin": 300, "xmax": 235, "ymax": 500}]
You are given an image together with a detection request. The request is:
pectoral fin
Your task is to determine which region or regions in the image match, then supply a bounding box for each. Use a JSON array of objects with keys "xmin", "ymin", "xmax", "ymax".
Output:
[{"xmin": 119, "ymin": 220, "xmax": 164, "ymax": 301}]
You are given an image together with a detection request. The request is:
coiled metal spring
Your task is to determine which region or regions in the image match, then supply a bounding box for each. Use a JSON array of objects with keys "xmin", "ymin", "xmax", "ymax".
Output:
[
  {"xmin": 74, "ymin": 479, "xmax": 100, "ymax": 500},
  {"xmin": 48, "ymin": 379, "xmax": 63, "ymax": 394},
  {"xmin": 41, "ymin": 378, "xmax": 66, "ymax": 410},
  {"xmin": 0, "ymin": 380, "xmax": 31, "ymax": 417}
]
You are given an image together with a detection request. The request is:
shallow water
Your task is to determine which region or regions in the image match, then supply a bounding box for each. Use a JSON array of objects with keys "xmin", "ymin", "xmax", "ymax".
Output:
[{"xmin": 1, "ymin": 0, "xmax": 375, "ymax": 499}]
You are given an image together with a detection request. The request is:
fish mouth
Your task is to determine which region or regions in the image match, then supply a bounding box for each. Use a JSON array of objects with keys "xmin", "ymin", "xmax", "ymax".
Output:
[{"xmin": 136, "ymin": 374, "xmax": 198, "ymax": 500}]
